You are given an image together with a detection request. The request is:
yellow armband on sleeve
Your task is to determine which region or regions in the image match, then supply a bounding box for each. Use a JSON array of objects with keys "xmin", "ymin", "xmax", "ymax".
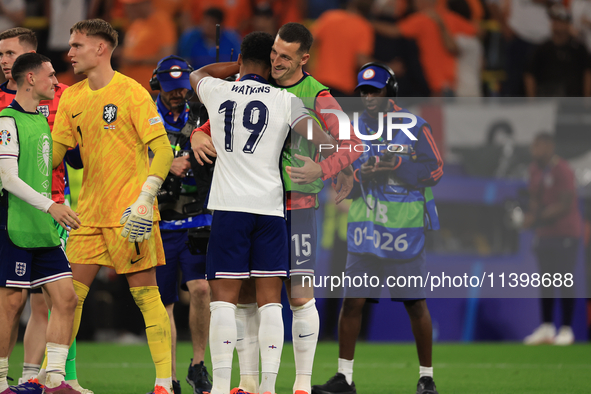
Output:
[{"xmin": 146, "ymin": 134, "xmax": 173, "ymax": 180}]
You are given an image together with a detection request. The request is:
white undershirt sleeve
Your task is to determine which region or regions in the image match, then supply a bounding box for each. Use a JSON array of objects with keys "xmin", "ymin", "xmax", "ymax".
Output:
[{"xmin": 0, "ymin": 157, "xmax": 55, "ymax": 213}]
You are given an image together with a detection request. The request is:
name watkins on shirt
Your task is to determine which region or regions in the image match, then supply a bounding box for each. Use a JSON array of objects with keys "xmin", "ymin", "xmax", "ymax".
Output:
[{"xmin": 231, "ymin": 85, "xmax": 271, "ymax": 95}]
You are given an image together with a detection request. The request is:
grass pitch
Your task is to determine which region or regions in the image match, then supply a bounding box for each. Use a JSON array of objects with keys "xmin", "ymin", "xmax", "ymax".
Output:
[{"xmin": 8, "ymin": 342, "xmax": 591, "ymax": 393}]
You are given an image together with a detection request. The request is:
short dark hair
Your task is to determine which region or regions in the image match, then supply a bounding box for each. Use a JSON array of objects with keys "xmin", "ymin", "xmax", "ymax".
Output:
[
  {"xmin": 534, "ymin": 132, "xmax": 555, "ymax": 144},
  {"xmin": 204, "ymin": 7, "xmax": 224, "ymax": 24},
  {"xmin": 277, "ymin": 23, "xmax": 313, "ymax": 54},
  {"xmin": 241, "ymin": 31, "xmax": 274, "ymax": 68},
  {"xmin": 0, "ymin": 27, "xmax": 38, "ymax": 51},
  {"xmin": 11, "ymin": 53, "xmax": 51, "ymax": 86},
  {"xmin": 70, "ymin": 19, "xmax": 119, "ymax": 49}
]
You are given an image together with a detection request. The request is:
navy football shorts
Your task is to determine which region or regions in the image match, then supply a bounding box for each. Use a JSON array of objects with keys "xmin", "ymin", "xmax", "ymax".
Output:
[
  {"xmin": 0, "ymin": 229, "xmax": 72, "ymax": 289},
  {"xmin": 206, "ymin": 211, "xmax": 289, "ymax": 280}
]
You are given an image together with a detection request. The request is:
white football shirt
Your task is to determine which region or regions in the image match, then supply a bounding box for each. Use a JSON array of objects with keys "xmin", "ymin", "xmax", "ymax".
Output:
[{"xmin": 197, "ymin": 75, "xmax": 308, "ymax": 217}]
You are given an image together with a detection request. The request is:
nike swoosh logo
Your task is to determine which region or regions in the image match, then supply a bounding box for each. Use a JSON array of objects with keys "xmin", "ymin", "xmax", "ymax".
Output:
[
  {"xmin": 296, "ymin": 259, "xmax": 310, "ymax": 265},
  {"xmin": 72, "ymin": 112, "xmax": 82, "ymax": 118},
  {"xmin": 299, "ymin": 333, "xmax": 315, "ymax": 338},
  {"xmin": 131, "ymin": 257, "xmax": 144, "ymax": 264},
  {"xmin": 237, "ymin": 338, "xmax": 244, "ymax": 341},
  {"xmin": 146, "ymin": 325, "xmax": 156, "ymax": 329},
  {"xmin": 77, "ymin": 126, "xmax": 83, "ymax": 147}
]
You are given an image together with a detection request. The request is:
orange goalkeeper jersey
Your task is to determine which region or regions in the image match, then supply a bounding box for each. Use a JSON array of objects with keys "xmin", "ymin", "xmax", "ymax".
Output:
[{"xmin": 52, "ymin": 72, "xmax": 167, "ymax": 227}]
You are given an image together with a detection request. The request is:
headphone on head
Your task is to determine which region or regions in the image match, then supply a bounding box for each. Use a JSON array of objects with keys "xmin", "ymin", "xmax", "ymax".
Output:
[
  {"xmin": 359, "ymin": 62, "xmax": 398, "ymax": 98},
  {"xmin": 149, "ymin": 55, "xmax": 194, "ymax": 91}
]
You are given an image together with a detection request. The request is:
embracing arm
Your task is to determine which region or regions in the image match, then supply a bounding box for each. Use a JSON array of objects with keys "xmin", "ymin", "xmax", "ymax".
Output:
[{"xmin": 190, "ymin": 61, "xmax": 240, "ymax": 91}]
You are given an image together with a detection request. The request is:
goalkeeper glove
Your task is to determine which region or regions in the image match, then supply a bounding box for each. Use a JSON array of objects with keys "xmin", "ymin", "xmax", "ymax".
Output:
[{"xmin": 120, "ymin": 176, "xmax": 163, "ymax": 243}]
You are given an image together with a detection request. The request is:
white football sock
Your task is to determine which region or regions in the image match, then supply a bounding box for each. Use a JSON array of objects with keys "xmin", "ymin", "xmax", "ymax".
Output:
[
  {"xmin": 338, "ymin": 358, "xmax": 354, "ymax": 385},
  {"xmin": 0, "ymin": 357, "xmax": 9, "ymax": 391},
  {"xmin": 236, "ymin": 303, "xmax": 260, "ymax": 393},
  {"xmin": 155, "ymin": 377, "xmax": 173, "ymax": 393},
  {"xmin": 291, "ymin": 299, "xmax": 319, "ymax": 394},
  {"xmin": 37, "ymin": 368, "xmax": 46, "ymax": 385},
  {"xmin": 22, "ymin": 362, "xmax": 41, "ymax": 381},
  {"xmin": 259, "ymin": 303, "xmax": 284, "ymax": 394},
  {"xmin": 45, "ymin": 343, "xmax": 69, "ymax": 388},
  {"xmin": 420, "ymin": 366, "xmax": 433, "ymax": 378},
  {"xmin": 209, "ymin": 301, "xmax": 237, "ymax": 394}
]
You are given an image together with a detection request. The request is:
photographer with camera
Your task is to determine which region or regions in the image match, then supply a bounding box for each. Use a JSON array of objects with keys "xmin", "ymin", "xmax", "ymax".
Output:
[
  {"xmin": 313, "ymin": 63, "xmax": 443, "ymax": 394},
  {"xmin": 150, "ymin": 55, "xmax": 212, "ymax": 394}
]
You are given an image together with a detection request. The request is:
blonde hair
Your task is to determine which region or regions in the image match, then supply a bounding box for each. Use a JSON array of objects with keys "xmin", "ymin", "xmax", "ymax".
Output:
[{"xmin": 70, "ymin": 19, "xmax": 119, "ymax": 49}]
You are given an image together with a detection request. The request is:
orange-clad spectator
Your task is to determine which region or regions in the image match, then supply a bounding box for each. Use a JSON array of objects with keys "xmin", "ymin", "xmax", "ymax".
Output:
[
  {"xmin": 181, "ymin": 0, "xmax": 252, "ymax": 33},
  {"xmin": 311, "ymin": 0, "xmax": 375, "ymax": 96},
  {"xmin": 119, "ymin": 0, "xmax": 176, "ymax": 91},
  {"xmin": 439, "ymin": 0, "xmax": 484, "ymax": 23},
  {"xmin": 373, "ymin": 0, "xmax": 477, "ymax": 95}
]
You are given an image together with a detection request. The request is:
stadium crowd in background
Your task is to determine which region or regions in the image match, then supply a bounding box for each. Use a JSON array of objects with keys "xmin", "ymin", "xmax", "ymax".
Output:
[{"xmin": 5, "ymin": 0, "xmax": 591, "ymax": 97}]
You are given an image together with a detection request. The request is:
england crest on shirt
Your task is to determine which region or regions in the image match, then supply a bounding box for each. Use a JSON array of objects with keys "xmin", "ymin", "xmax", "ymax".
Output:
[
  {"xmin": 103, "ymin": 104, "xmax": 118, "ymax": 124},
  {"xmin": 37, "ymin": 105, "xmax": 50, "ymax": 118},
  {"xmin": 15, "ymin": 262, "xmax": 26, "ymax": 277}
]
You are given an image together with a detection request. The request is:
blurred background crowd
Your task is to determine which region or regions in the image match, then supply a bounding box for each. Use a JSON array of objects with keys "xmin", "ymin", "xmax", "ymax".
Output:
[{"xmin": 3, "ymin": 0, "xmax": 591, "ymax": 97}]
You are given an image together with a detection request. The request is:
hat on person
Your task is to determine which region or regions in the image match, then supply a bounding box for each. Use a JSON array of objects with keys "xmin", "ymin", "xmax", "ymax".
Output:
[
  {"xmin": 155, "ymin": 55, "xmax": 193, "ymax": 92},
  {"xmin": 355, "ymin": 65, "xmax": 391, "ymax": 91}
]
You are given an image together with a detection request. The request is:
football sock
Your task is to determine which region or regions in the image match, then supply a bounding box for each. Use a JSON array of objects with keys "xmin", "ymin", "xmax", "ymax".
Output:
[
  {"xmin": 37, "ymin": 368, "xmax": 46, "ymax": 385},
  {"xmin": 70, "ymin": 280, "xmax": 89, "ymax": 346},
  {"xmin": 130, "ymin": 286, "xmax": 172, "ymax": 393},
  {"xmin": 39, "ymin": 281, "xmax": 89, "ymax": 386},
  {"xmin": 338, "ymin": 358, "xmax": 354, "ymax": 385},
  {"xmin": 541, "ymin": 298, "xmax": 553, "ymax": 323},
  {"xmin": 259, "ymin": 303, "xmax": 284, "ymax": 394},
  {"xmin": 21, "ymin": 362, "xmax": 40, "ymax": 381},
  {"xmin": 236, "ymin": 303, "xmax": 260, "ymax": 393},
  {"xmin": 40, "ymin": 350, "xmax": 47, "ymax": 371},
  {"xmin": 420, "ymin": 366, "xmax": 433, "ymax": 378},
  {"xmin": 561, "ymin": 298, "xmax": 575, "ymax": 327},
  {"xmin": 0, "ymin": 357, "xmax": 9, "ymax": 391},
  {"xmin": 65, "ymin": 340, "xmax": 77, "ymax": 381},
  {"xmin": 45, "ymin": 342, "xmax": 69, "ymax": 388},
  {"xmin": 209, "ymin": 301, "xmax": 237, "ymax": 394},
  {"xmin": 291, "ymin": 299, "xmax": 319, "ymax": 394},
  {"xmin": 45, "ymin": 309, "xmax": 78, "ymax": 382}
]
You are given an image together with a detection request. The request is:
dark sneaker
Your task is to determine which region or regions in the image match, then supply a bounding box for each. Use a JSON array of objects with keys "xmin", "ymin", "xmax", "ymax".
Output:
[
  {"xmin": 416, "ymin": 377, "xmax": 439, "ymax": 394},
  {"xmin": 172, "ymin": 380, "xmax": 181, "ymax": 394},
  {"xmin": 9, "ymin": 378, "xmax": 44, "ymax": 394},
  {"xmin": 186, "ymin": 359, "xmax": 212, "ymax": 394},
  {"xmin": 312, "ymin": 373, "xmax": 357, "ymax": 394}
]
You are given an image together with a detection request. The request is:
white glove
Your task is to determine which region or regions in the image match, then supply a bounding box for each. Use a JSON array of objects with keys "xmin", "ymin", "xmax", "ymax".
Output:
[{"xmin": 120, "ymin": 176, "xmax": 163, "ymax": 243}]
